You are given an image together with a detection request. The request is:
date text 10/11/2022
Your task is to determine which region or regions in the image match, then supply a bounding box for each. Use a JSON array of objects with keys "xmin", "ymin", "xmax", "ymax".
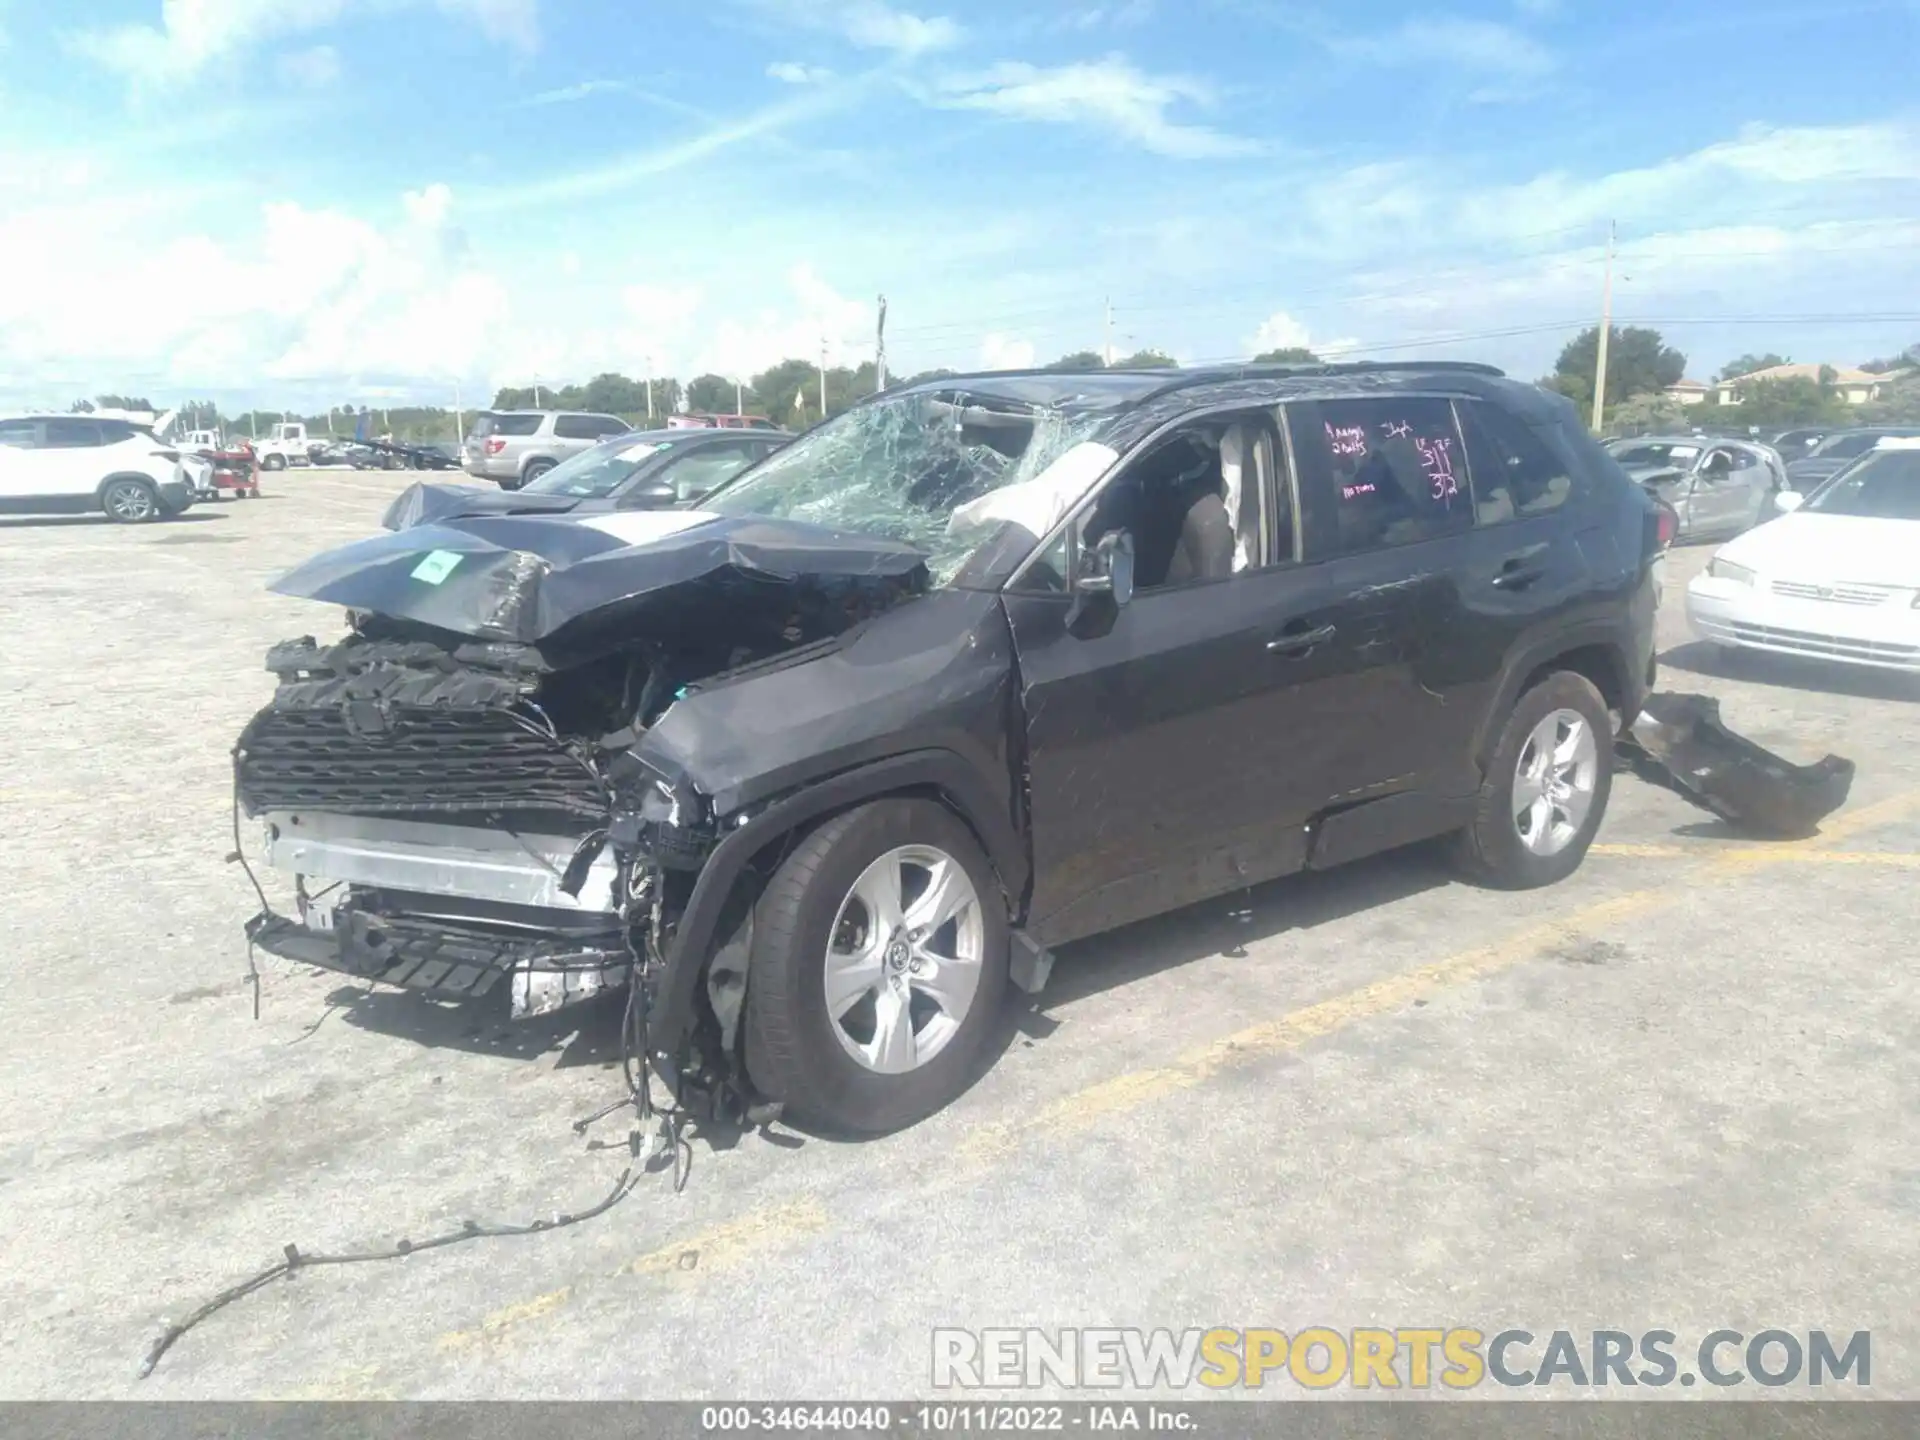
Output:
[{"xmin": 1327, "ymin": 419, "xmax": 1461, "ymax": 503}]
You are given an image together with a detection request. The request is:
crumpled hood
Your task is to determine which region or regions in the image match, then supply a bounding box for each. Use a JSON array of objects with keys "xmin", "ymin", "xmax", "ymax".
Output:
[
  {"xmin": 381, "ymin": 480, "xmax": 583, "ymax": 530},
  {"xmin": 268, "ymin": 508, "xmax": 932, "ymax": 647}
]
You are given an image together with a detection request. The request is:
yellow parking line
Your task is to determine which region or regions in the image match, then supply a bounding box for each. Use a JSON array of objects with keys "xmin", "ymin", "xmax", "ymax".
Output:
[
  {"xmin": 367, "ymin": 786, "xmax": 1920, "ymax": 1383},
  {"xmin": 1594, "ymin": 842, "xmax": 1920, "ymax": 866}
]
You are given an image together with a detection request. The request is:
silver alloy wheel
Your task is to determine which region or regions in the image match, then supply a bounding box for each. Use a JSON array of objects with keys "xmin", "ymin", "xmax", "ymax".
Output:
[
  {"xmin": 1512, "ymin": 708, "xmax": 1600, "ymax": 857},
  {"xmin": 104, "ymin": 480, "xmax": 156, "ymax": 521},
  {"xmin": 823, "ymin": 843, "xmax": 984, "ymax": 1075}
]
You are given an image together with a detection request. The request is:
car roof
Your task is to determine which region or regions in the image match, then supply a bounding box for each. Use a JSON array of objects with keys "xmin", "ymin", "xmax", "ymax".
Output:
[{"xmin": 881, "ymin": 360, "xmax": 1511, "ymax": 410}]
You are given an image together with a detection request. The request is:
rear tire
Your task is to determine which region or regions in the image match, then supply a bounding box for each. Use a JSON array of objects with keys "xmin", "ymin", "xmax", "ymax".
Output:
[
  {"xmin": 743, "ymin": 799, "xmax": 1009, "ymax": 1135},
  {"xmin": 262, "ymin": 454, "xmax": 286, "ymax": 472},
  {"xmin": 101, "ymin": 478, "xmax": 162, "ymax": 524},
  {"xmin": 520, "ymin": 459, "xmax": 554, "ymax": 486},
  {"xmin": 1449, "ymin": 672, "xmax": 1613, "ymax": 889}
]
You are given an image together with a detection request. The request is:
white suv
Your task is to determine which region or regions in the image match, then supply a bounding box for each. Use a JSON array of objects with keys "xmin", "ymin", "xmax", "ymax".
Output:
[{"xmin": 0, "ymin": 412, "xmax": 202, "ymax": 522}]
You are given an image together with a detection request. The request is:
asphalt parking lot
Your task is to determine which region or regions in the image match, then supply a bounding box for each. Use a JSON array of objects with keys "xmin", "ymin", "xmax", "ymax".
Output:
[{"xmin": 2, "ymin": 473, "xmax": 1917, "ymax": 1402}]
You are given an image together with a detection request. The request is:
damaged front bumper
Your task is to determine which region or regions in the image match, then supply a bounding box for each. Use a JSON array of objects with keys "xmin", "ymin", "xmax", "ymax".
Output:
[{"xmin": 248, "ymin": 812, "xmax": 631, "ymax": 1018}]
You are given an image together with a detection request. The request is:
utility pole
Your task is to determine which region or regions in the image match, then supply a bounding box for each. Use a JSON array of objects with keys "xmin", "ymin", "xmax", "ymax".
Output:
[
  {"xmin": 645, "ymin": 356, "xmax": 655, "ymax": 422},
  {"xmin": 1591, "ymin": 221, "xmax": 1616, "ymax": 433},
  {"xmin": 875, "ymin": 295, "xmax": 888, "ymax": 393},
  {"xmin": 734, "ymin": 377, "xmax": 743, "ymax": 417},
  {"xmin": 533, "ymin": 377, "xmax": 543, "ymax": 407},
  {"xmin": 1103, "ymin": 297, "xmax": 1114, "ymax": 367},
  {"xmin": 452, "ymin": 381, "xmax": 463, "ymax": 445},
  {"xmin": 818, "ymin": 337, "xmax": 828, "ymax": 418}
]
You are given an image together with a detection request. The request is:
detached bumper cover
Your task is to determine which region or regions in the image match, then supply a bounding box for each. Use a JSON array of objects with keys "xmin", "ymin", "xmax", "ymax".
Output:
[
  {"xmin": 1618, "ymin": 691, "xmax": 1855, "ymax": 839},
  {"xmin": 1687, "ymin": 575, "xmax": 1920, "ymax": 672}
]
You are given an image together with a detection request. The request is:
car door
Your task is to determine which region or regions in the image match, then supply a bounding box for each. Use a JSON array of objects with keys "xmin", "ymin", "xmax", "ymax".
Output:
[
  {"xmin": 37, "ymin": 417, "xmax": 111, "ymax": 497},
  {"xmin": 1687, "ymin": 446, "xmax": 1749, "ymax": 534},
  {"xmin": 0, "ymin": 418, "xmax": 45, "ymax": 500},
  {"xmin": 643, "ymin": 438, "xmax": 771, "ymax": 505},
  {"xmin": 1006, "ymin": 408, "xmax": 1411, "ymax": 945}
]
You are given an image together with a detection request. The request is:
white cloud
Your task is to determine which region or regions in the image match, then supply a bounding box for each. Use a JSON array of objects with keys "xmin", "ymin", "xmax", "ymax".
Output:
[
  {"xmin": 1342, "ymin": 18, "xmax": 1557, "ymax": 78},
  {"xmin": 767, "ymin": 60, "xmax": 834, "ymax": 84},
  {"xmin": 836, "ymin": 1, "xmax": 960, "ymax": 55},
  {"xmin": 277, "ymin": 44, "xmax": 341, "ymax": 88},
  {"xmin": 72, "ymin": 0, "xmax": 536, "ymax": 85},
  {"xmin": 980, "ymin": 335, "xmax": 1035, "ymax": 370},
  {"xmin": 1246, "ymin": 312, "xmax": 1356, "ymax": 358},
  {"xmin": 934, "ymin": 55, "xmax": 1261, "ymax": 159},
  {"xmin": 517, "ymin": 78, "xmax": 628, "ymax": 106},
  {"xmin": 695, "ymin": 264, "xmax": 874, "ymax": 379}
]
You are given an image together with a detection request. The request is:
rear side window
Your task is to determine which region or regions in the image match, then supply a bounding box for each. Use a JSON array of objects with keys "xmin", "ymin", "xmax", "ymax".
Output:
[
  {"xmin": 482, "ymin": 414, "xmax": 544, "ymax": 438},
  {"xmin": 42, "ymin": 418, "xmax": 104, "ymax": 448},
  {"xmin": 555, "ymin": 414, "xmax": 628, "ymax": 440},
  {"xmin": 1457, "ymin": 401, "xmax": 1578, "ymax": 523},
  {"xmin": 95, "ymin": 420, "xmax": 137, "ymax": 444},
  {"xmin": 1818, "ymin": 434, "xmax": 1879, "ymax": 460},
  {"xmin": 1289, "ymin": 397, "xmax": 1473, "ymax": 554},
  {"xmin": 0, "ymin": 419, "xmax": 38, "ymax": 448}
]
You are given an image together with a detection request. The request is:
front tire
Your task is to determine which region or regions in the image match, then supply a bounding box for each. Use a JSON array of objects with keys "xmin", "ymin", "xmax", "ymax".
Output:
[
  {"xmin": 743, "ymin": 799, "xmax": 1009, "ymax": 1135},
  {"xmin": 101, "ymin": 478, "xmax": 162, "ymax": 524},
  {"xmin": 1449, "ymin": 671, "xmax": 1613, "ymax": 889}
]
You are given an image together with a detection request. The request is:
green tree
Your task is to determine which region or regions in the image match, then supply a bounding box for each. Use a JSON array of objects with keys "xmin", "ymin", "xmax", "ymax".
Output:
[
  {"xmin": 1602, "ymin": 391, "xmax": 1686, "ymax": 437},
  {"xmin": 902, "ymin": 368, "xmax": 959, "ymax": 387},
  {"xmin": 1716, "ymin": 377, "xmax": 1849, "ymax": 429},
  {"xmin": 1252, "ymin": 346, "xmax": 1320, "ymax": 364},
  {"xmin": 687, "ymin": 373, "xmax": 743, "ymax": 414},
  {"xmin": 1043, "ymin": 350, "xmax": 1107, "ymax": 372},
  {"xmin": 1859, "ymin": 372, "xmax": 1920, "ymax": 423},
  {"xmin": 1716, "ymin": 353, "xmax": 1788, "ymax": 382},
  {"xmin": 69, "ymin": 399, "xmax": 95, "ymax": 413},
  {"xmin": 1547, "ymin": 326, "xmax": 1687, "ymax": 412},
  {"xmin": 1861, "ymin": 343, "xmax": 1920, "ymax": 375},
  {"xmin": 1113, "ymin": 348, "xmax": 1177, "ymax": 368},
  {"xmin": 579, "ymin": 372, "xmax": 646, "ymax": 414}
]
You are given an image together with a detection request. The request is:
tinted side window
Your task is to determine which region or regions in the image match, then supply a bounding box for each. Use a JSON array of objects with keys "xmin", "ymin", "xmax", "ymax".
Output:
[
  {"xmin": 659, "ymin": 441, "xmax": 762, "ymax": 499},
  {"xmin": 96, "ymin": 420, "xmax": 137, "ymax": 444},
  {"xmin": 1290, "ymin": 397, "xmax": 1472, "ymax": 554},
  {"xmin": 554, "ymin": 414, "xmax": 605, "ymax": 439},
  {"xmin": 594, "ymin": 415, "xmax": 631, "ymax": 437},
  {"xmin": 1825, "ymin": 434, "xmax": 1878, "ymax": 460},
  {"xmin": 0, "ymin": 419, "xmax": 39, "ymax": 448},
  {"xmin": 490, "ymin": 414, "xmax": 544, "ymax": 438},
  {"xmin": 43, "ymin": 418, "xmax": 104, "ymax": 448},
  {"xmin": 1458, "ymin": 402, "xmax": 1578, "ymax": 523}
]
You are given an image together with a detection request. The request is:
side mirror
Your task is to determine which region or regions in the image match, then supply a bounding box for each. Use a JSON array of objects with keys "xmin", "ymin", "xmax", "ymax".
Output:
[
  {"xmin": 620, "ymin": 481, "xmax": 680, "ymax": 509},
  {"xmin": 1067, "ymin": 529, "xmax": 1134, "ymax": 639},
  {"xmin": 1775, "ymin": 491, "xmax": 1805, "ymax": 513}
]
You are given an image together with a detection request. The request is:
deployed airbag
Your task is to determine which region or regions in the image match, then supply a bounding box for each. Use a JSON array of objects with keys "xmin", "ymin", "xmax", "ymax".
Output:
[{"xmin": 1617, "ymin": 692, "xmax": 1855, "ymax": 838}]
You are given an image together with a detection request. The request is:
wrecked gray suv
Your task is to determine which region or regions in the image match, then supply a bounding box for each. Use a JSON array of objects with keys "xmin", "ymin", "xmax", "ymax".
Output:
[{"xmin": 236, "ymin": 363, "xmax": 1663, "ymax": 1135}]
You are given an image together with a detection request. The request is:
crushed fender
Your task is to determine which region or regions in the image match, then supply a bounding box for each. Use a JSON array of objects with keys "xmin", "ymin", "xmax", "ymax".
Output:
[{"xmin": 1616, "ymin": 692, "xmax": 1855, "ymax": 839}]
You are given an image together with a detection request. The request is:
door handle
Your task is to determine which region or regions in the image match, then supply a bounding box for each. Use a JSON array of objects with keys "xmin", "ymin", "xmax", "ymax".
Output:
[
  {"xmin": 1267, "ymin": 623, "xmax": 1336, "ymax": 655},
  {"xmin": 1491, "ymin": 559, "xmax": 1547, "ymax": 590}
]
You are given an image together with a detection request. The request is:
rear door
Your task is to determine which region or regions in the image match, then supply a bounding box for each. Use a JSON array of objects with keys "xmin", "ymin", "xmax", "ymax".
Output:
[
  {"xmin": 1281, "ymin": 396, "xmax": 1486, "ymax": 799},
  {"xmin": 37, "ymin": 417, "xmax": 111, "ymax": 496},
  {"xmin": 0, "ymin": 418, "xmax": 44, "ymax": 499}
]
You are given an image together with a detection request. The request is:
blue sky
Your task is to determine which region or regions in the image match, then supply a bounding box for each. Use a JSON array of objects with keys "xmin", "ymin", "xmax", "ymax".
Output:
[{"xmin": 3, "ymin": 0, "xmax": 1919, "ymax": 412}]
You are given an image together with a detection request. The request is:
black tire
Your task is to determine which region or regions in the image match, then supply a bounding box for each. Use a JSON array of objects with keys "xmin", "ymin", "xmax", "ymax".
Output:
[
  {"xmin": 262, "ymin": 454, "xmax": 287, "ymax": 472},
  {"xmin": 100, "ymin": 477, "xmax": 162, "ymax": 524},
  {"xmin": 520, "ymin": 459, "xmax": 554, "ymax": 486},
  {"xmin": 1448, "ymin": 671, "xmax": 1613, "ymax": 889},
  {"xmin": 743, "ymin": 799, "xmax": 1009, "ymax": 1135}
]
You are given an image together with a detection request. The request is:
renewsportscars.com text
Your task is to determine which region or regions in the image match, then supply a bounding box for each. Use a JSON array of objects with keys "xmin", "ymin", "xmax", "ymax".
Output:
[{"xmin": 931, "ymin": 1327, "xmax": 1872, "ymax": 1391}]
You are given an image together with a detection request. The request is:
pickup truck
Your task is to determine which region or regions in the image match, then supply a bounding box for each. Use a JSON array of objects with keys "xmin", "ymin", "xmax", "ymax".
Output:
[{"xmin": 253, "ymin": 423, "xmax": 314, "ymax": 471}]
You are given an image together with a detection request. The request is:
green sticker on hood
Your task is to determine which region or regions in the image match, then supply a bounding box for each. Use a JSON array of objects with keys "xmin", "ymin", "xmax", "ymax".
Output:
[{"xmin": 411, "ymin": 549, "xmax": 464, "ymax": 584}]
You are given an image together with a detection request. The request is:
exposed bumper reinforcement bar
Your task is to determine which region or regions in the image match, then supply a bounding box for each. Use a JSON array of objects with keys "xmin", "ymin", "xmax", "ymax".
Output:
[{"xmin": 247, "ymin": 907, "xmax": 627, "ymax": 1017}]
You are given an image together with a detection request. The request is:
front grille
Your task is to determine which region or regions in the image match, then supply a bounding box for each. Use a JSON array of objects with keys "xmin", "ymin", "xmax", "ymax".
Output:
[
  {"xmin": 1770, "ymin": 580, "xmax": 1899, "ymax": 606},
  {"xmin": 1727, "ymin": 622, "xmax": 1920, "ymax": 668},
  {"xmin": 238, "ymin": 705, "xmax": 607, "ymax": 818}
]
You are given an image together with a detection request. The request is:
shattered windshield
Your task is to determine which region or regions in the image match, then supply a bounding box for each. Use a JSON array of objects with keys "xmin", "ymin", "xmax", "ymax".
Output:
[
  {"xmin": 522, "ymin": 438, "xmax": 670, "ymax": 498},
  {"xmin": 699, "ymin": 390, "xmax": 1117, "ymax": 584},
  {"xmin": 1805, "ymin": 450, "xmax": 1920, "ymax": 520}
]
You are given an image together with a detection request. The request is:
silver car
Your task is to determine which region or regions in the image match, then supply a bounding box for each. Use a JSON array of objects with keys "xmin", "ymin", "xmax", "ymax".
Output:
[
  {"xmin": 462, "ymin": 410, "xmax": 633, "ymax": 489},
  {"xmin": 1604, "ymin": 435, "xmax": 1785, "ymax": 540}
]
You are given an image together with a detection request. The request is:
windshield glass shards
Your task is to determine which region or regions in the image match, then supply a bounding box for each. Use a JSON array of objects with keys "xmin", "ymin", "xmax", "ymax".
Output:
[{"xmin": 700, "ymin": 391, "xmax": 1116, "ymax": 585}]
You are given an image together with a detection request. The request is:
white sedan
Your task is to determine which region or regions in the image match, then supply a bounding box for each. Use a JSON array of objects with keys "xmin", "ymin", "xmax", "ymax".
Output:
[{"xmin": 1685, "ymin": 439, "xmax": 1920, "ymax": 672}]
